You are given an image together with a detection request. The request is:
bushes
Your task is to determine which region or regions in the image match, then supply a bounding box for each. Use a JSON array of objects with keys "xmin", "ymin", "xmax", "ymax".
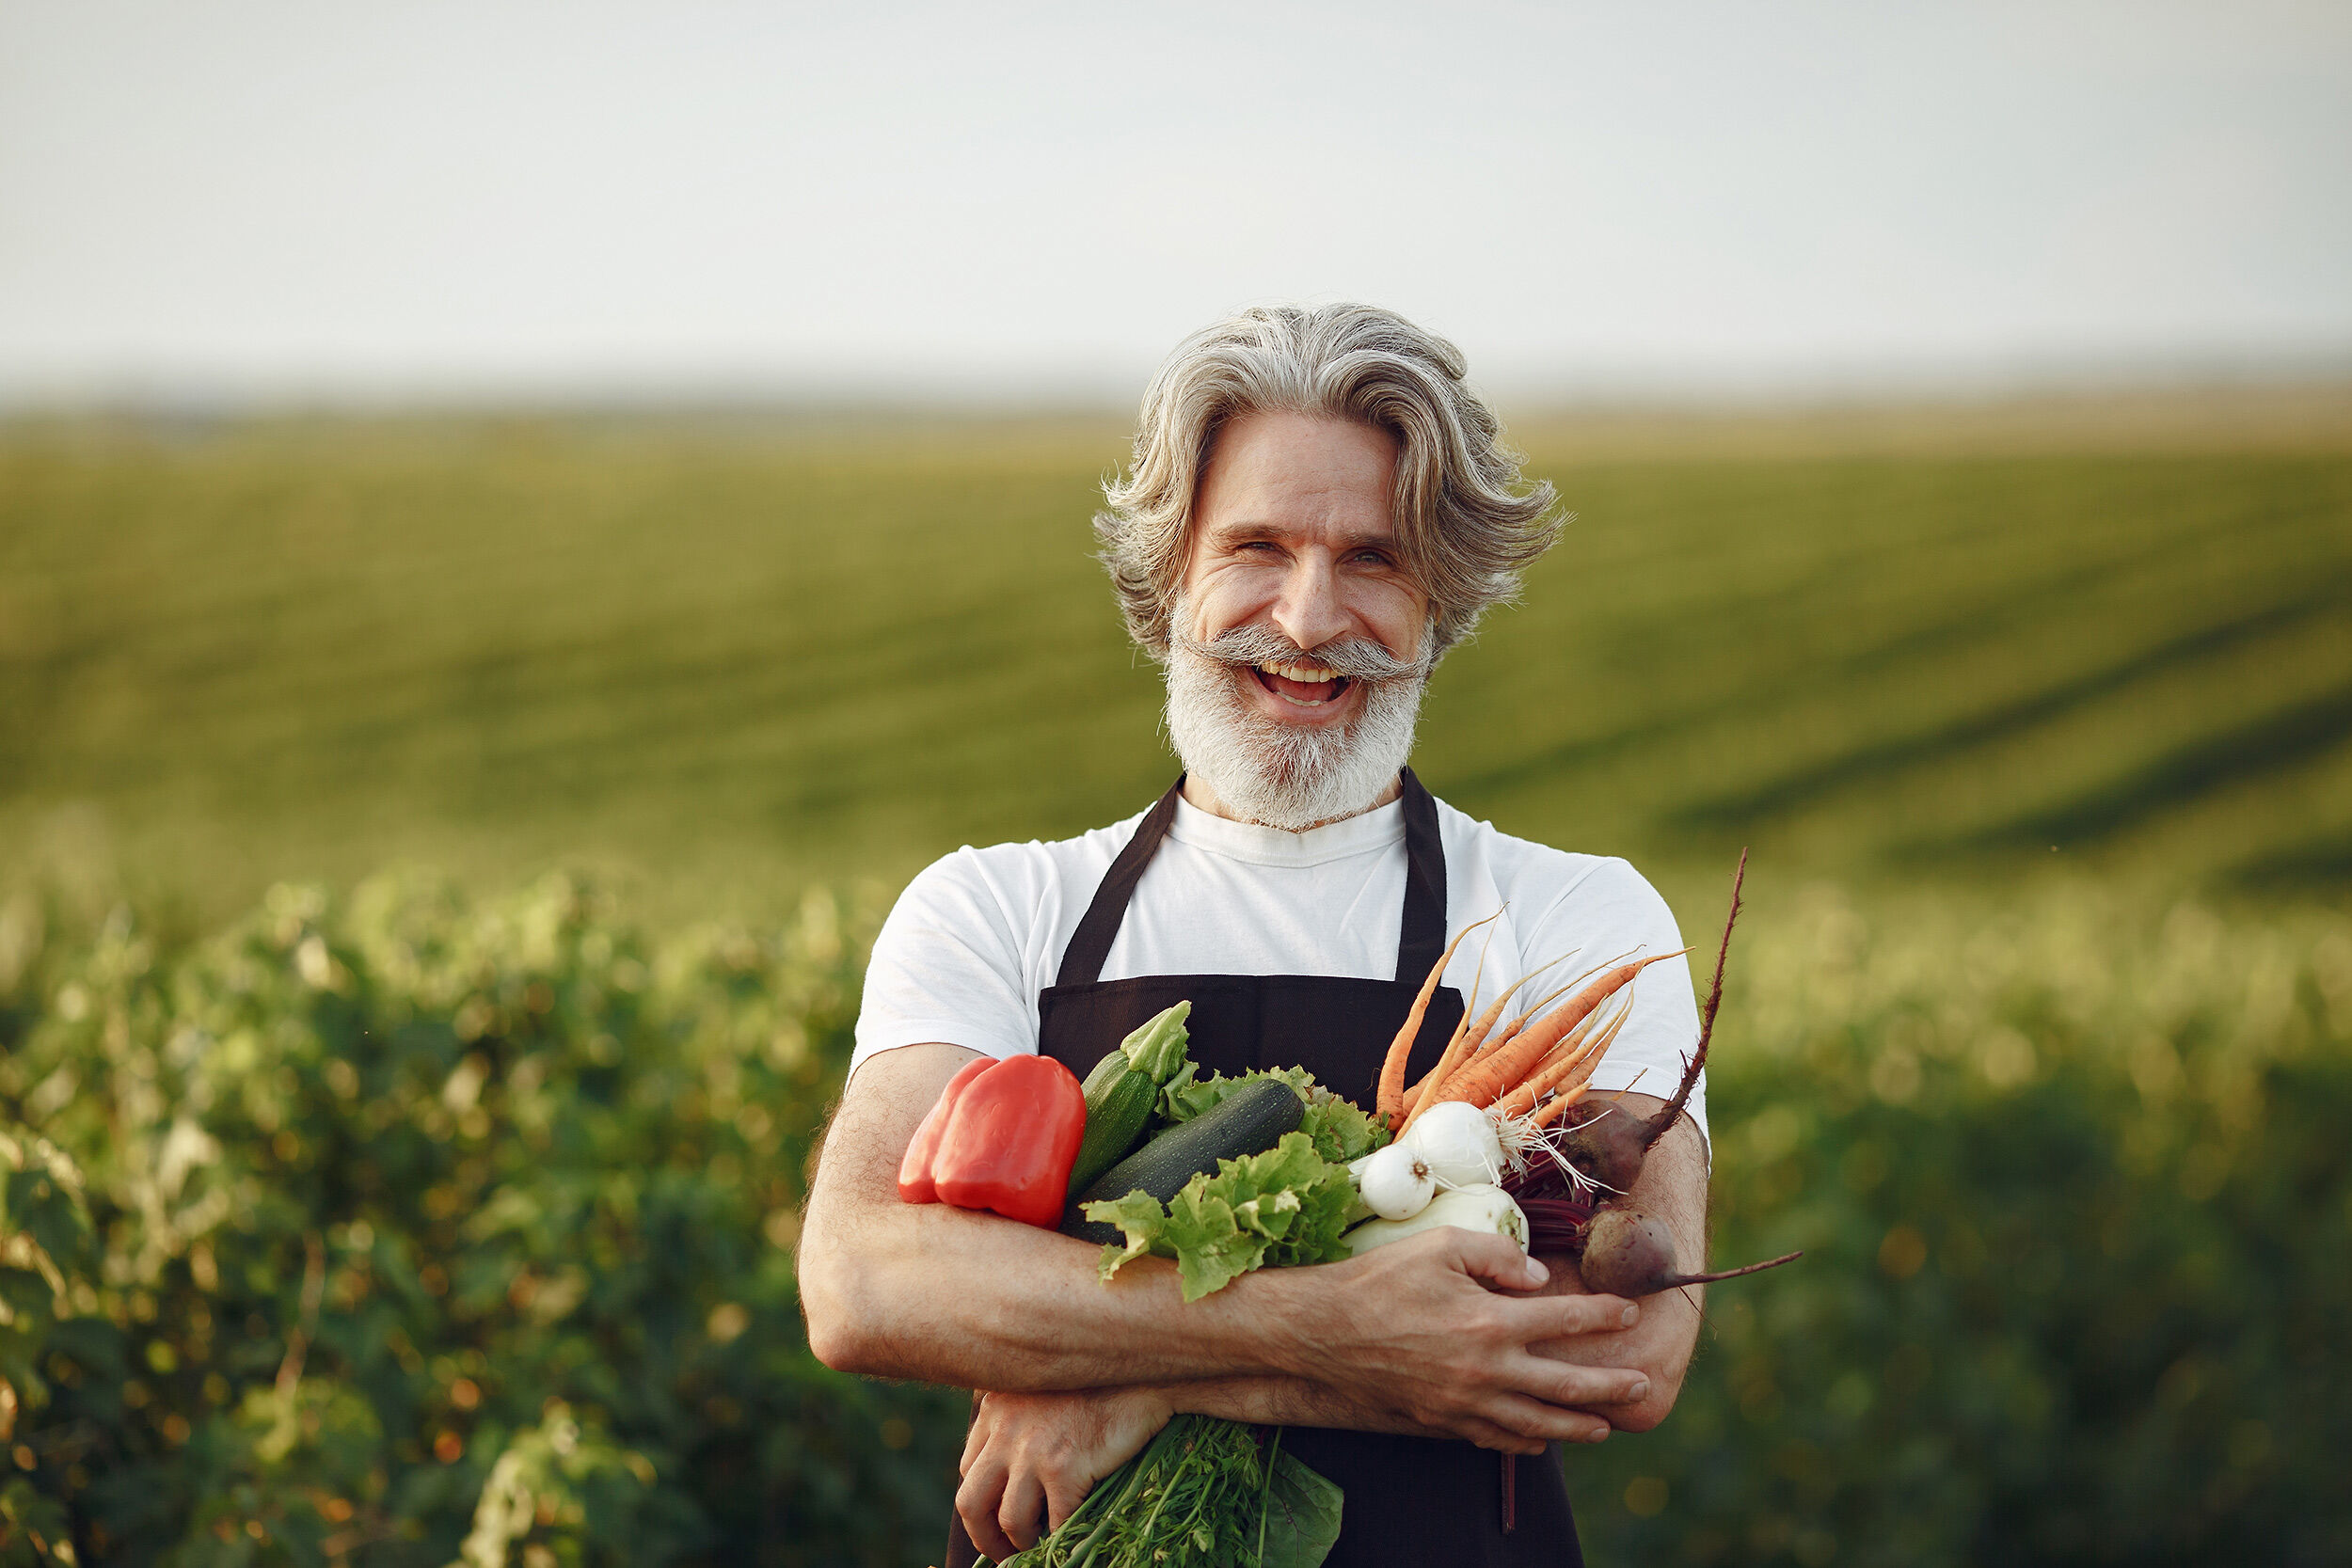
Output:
[
  {"xmin": 1568, "ymin": 883, "xmax": 2352, "ymax": 1568},
  {"xmin": 0, "ymin": 874, "xmax": 961, "ymax": 1566},
  {"xmin": 0, "ymin": 874, "xmax": 2346, "ymax": 1565}
]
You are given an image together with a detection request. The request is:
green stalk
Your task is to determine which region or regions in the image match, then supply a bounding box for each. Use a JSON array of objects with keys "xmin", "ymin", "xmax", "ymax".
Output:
[{"xmin": 1255, "ymin": 1427, "xmax": 1283, "ymax": 1567}]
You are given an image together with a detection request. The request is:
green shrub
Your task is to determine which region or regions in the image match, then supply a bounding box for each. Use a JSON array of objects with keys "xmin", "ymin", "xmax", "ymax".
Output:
[
  {"xmin": 0, "ymin": 873, "xmax": 961, "ymax": 1566},
  {"xmin": 1, "ymin": 875, "xmax": 2346, "ymax": 1566},
  {"xmin": 1568, "ymin": 882, "xmax": 2352, "ymax": 1568}
]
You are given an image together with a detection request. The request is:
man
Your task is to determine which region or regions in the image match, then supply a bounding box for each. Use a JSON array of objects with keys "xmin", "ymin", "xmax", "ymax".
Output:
[{"xmin": 799, "ymin": 304, "xmax": 1709, "ymax": 1566}]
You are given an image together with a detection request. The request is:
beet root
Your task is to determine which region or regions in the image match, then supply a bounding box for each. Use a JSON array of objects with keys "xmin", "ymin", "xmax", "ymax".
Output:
[
  {"xmin": 1552, "ymin": 851, "xmax": 1750, "ymax": 1198},
  {"xmin": 1576, "ymin": 1206, "xmax": 1804, "ymax": 1298},
  {"xmin": 1556, "ymin": 1106, "xmax": 1652, "ymax": 1196}
]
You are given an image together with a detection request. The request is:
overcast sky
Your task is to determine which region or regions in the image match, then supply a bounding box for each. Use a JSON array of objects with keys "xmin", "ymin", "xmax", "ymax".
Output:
[{"xmin": 3, "ymin": 0, "xmax": 2347, "ymax": 405}]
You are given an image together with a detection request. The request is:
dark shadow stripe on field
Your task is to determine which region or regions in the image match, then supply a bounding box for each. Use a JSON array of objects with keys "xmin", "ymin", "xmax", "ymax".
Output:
[
  {"xmin": 1952, "ymin": 676, "xmax": 2352, "ymax": 850},
  {"xmin": 1446, "ymin": 577, "xmax": 2330, "ymax": 806},
  {"xmin": 2228, "ymin": 828, "xmax": 2352, "ymax": 888},
  {"xmin": 1672, "ymin": 594, "xmax": 2336, "ymax": 829}
]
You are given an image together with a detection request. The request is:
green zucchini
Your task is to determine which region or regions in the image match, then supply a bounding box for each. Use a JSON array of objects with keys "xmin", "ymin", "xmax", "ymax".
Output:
[
  {"xmin": 1061, "ymin": 1077, "xmax": 1304, "ymax": 1243},
  {"xmin": 1067, "ymin": 1002, "xmax": 1195, "ymax": 1196}
]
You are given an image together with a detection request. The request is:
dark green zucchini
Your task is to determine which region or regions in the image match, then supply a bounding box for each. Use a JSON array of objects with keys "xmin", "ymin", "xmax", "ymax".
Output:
[
  {"xmin": 1066, "ymin": 1002, "xmax": 1193, "ymax": 1196},
  {"xmin": 1060, "ymin": 1077, "xmax": 1304, "ymax": 1243}
]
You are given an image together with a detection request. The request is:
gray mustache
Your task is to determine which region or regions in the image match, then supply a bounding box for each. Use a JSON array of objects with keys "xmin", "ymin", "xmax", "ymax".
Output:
[{"xmin": 1184, "ymin": 623, "xmax": 1425, "ymax": 682}]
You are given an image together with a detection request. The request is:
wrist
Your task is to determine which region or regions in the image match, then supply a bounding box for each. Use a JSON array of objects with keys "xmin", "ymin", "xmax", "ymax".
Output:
[{"xmin": 1233, "ymin": 1258, "xmax": 1338, "ymax": 1384}]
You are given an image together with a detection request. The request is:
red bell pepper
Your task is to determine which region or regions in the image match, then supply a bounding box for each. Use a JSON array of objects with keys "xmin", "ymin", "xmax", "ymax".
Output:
[{"xmin": 897, "ymin": 1053, "xmax": 1087, "ymax": 1228}]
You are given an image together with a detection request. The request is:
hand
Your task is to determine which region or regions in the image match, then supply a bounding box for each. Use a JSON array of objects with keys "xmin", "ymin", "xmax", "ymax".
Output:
[
  {"xmin": 1280, "ymin": 1228, "xmax": 1652, "ymax": 1454},
  {"xmin": 1526, "ymin": 1102, "xmax": 1710, "ymax": 1433},
  {"xmin": 957, "ymin": 1386, "xmax": 1174, "ymax": 1560}
]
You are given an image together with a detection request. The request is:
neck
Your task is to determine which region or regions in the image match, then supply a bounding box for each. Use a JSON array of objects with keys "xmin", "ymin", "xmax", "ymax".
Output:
[{"xmin": 1180, "ymin": 770, "xmax": 1405, "ymax": 832}]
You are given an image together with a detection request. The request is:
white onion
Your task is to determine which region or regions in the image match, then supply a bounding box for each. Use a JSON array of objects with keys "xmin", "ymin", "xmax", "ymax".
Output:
[
  {"xmin": 1342, "ymin": 1183, "xmax": 1529, "ymax": 1256},
  {"xmin": 1353, "ymin": 1140, "xmax": 1437, "ymax": 1222},
  {"xmin": 1400, "ymin": 1101, "xmax": 1504, "ymax": 1189}
]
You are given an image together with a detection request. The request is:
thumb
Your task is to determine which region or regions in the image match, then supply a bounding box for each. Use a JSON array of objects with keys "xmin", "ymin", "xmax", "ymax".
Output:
[{"xmin": 1449, "ymin": 1231, "xmax": 1549, "ymax": 1292}]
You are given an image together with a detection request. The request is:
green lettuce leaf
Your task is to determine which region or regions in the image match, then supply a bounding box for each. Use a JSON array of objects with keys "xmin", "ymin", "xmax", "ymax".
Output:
[{"xmin": 1085, "ymin": 1131, "xmax": 1361, "ymax": 1301}]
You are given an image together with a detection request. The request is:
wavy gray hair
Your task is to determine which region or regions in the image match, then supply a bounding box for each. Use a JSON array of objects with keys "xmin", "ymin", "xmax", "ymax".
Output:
[{"xmin": 1096, "ymin": 303, "xmax": 1565, "ymax": 662}]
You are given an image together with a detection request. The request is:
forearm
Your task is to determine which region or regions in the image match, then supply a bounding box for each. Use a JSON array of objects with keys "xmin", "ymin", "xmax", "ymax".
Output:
[
  {"xmin": 809, "ymin": 1188, "xmax": 1313, "ymax": 1389},
  {"xmin": 1528, "ymin": 1096, "xmax": 1708, "ymax": 1431},
  {"xmin": 1148, "ymin": 1373, "xmax": 1600, "ymax": 1451},
  {"xmin": 803, "ymin": 1042, "xmax": 1652, "ymax": 1449},
  {"xmin": 799, "ymin": 1043, "xmax": 1312, "ymax": 1391}
]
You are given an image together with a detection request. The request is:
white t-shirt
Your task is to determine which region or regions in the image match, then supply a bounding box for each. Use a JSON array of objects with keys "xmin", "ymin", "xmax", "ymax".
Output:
[{"xmin": 853, "ymin": 790, "xmax": 1708, "ymax": 1149}]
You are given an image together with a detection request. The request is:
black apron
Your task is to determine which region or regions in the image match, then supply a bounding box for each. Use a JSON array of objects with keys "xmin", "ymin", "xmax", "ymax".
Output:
[{"xmin": 946, "ymin": 769, "xmax": 1583, "ymax": 1567}]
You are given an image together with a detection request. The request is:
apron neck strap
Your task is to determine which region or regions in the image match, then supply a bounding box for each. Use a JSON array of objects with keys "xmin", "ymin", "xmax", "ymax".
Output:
[{"xmin": 1054, "ymin": 768, "xmax": 1448, "ymax": 989}]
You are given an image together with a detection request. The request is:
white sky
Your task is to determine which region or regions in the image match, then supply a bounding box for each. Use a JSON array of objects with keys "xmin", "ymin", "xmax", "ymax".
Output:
[{"xmin": 3, "ymin": 0, "xmax": 2348, "ymax": 404}]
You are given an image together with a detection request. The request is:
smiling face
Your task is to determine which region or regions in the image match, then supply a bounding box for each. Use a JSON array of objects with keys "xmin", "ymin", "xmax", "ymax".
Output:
[{"xmin": 1165, "ymin": 410, "xmax": 1436, "ymax": 829}]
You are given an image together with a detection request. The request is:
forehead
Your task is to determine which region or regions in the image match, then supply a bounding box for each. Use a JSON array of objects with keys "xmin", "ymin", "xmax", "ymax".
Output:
[{"xmin": 1193, "ymin": 411, "xmax": 1399, "ymax": 545}]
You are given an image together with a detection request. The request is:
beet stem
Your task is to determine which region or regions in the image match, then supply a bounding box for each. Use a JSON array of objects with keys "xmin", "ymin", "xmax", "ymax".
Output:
[
  {"xmin": 1661, "ymin": 1248, "xmax": 1802, "ymax": 1289},
  {"xmin": 1642, "ymin": 848, "xmax": 1746, "ymax": 1155}
]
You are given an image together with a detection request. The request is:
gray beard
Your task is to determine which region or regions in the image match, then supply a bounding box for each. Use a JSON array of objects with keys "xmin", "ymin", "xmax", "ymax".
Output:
[{"xmin": 1162, "ymin": 611, "xmax": 1431, "ymax": 832}]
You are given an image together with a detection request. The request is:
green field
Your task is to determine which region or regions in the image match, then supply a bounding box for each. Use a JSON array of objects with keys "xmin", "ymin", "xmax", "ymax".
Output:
[
  {"xmin": 3, "ymin": 397, "xmax": 2350, "ymax": 1563},
  {"xmin": 6, "ymin": 396, "xmax": 2349, "ymax": 925}
]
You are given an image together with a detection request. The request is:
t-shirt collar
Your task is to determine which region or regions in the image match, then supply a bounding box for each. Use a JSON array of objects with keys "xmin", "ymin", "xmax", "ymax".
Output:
[{"xmin": 1166, "ymin": 790, "xmax": 1406, "ymax": 867}]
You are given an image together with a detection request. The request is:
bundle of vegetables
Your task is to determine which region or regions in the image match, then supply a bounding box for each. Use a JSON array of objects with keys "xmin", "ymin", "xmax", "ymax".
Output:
[{"xmin": 1355, "ymin": 853, "xmax": 1803, "ymax": 1296}]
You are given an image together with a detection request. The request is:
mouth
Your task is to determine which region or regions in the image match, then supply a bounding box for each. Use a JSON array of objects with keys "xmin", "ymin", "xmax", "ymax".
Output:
[{"xmin": 1248, "ymin": 659, "xmax": 1354, "ymax": 709}]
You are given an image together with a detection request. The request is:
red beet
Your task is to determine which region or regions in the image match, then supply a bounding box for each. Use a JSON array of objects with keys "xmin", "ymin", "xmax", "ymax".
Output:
[
  {"xmin": 1557, "ymin": 851, "xmax": 1747, "ymax": 1196},
  {"xmin": 1576, "ymin": 1206, "xmax": 1803, "ymax": 1298}
]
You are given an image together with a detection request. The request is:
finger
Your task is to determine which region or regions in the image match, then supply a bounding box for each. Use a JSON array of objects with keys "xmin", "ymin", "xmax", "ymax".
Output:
[
  {"xmin": 1498, "ymin": 1349, "xmax": 1651, "ymax": 1410},
  {"xmin": 1444, "ymin": 1411, "xmax": 1551, "ymax": 1455},
  {"xmin": 1044, "ymin": 1465, "xmax": 1091, "ymax": 1532},
  {"xmin": 956, "ymin": 1465, "xmax": 1018, "ymax": 1562},
  {"xmin": 1485, "ymin": 1392, "xmax": 1614, "ymax": 1448},
  {"xmin": 1532, "ymin": 1291, "xmax": 1639, "ymax": 1338},
  {"xmin": 1448, "ymin": 1231, "xmax": 1551, "ymax": 1292},
  {"xmin": 1000, "ymin": 1466, "xmax": 1049, "ymax": 1553},
  {"xmin": 959, "ymin": 1406, "xmax": 993, "ymax": 1478}
]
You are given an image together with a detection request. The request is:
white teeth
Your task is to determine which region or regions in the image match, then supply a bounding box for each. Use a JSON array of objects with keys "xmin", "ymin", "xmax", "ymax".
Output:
[{"xmin": 1260, "ymin": 661, "xmax": 1341, "ymax": 683}]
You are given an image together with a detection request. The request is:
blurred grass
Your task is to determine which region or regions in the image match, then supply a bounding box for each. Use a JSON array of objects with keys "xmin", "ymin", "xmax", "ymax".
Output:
[{"xmin": 4, "ymin": 395, "xmax": 2348, "ymax": 927}]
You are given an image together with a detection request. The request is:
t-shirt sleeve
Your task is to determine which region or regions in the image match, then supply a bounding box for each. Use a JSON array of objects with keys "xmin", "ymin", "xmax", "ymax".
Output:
[
  {"xmin": 1524, "ymin": 856, "xmax": 1709, "ymax": 1157},
  {"xmin": 851, "ymin": 847, "xmax": 1041, "ymax": 1079}
]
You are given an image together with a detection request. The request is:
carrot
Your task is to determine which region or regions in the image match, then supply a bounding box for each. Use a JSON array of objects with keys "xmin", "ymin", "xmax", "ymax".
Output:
[
  {"xmin": 1505, "ymin": 995, "xmax": 1633, "ymax": 1119},
  {"xmin": 1400, "ymin": 965, "xmax": 1549, "ymax": 1127},
  {"xmin": 1375, "ymin": 911, "xmax": 1499, "ymax": 1132},
  {"xmin": 1473, "ymin": 958, "xmax": 1610, "ymax": 1066},
  {"xmin": 1525, "ymin": 1015, "xmax": 1634, "ymax": 1129},
  {"xmin": 1492, "ymin": 1001, "xmax": 1613, "ymax": 1119},
  {"xmin": 1422, "ymin": 947, "xmax": 1687, "ymax": 1113}
]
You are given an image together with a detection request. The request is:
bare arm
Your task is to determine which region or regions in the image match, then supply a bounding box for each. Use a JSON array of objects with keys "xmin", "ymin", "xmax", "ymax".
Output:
[
  {"xmin": 797, "ymin": 1043, "xmax": 1648, "ymax": 1436},
  {"xmin": 1527, "ymin": 1092, "xmax": 1708, "ymax": 1432}
]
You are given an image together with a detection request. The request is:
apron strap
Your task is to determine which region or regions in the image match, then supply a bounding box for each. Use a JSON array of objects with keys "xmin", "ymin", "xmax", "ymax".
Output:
[
  {"xmin": 1392, "ymin": 767, "xmax": 1447, "ymax": 984},
  {"xmin": 1054, "ymin": 778, "xmax": 1186, "ymax": 988},
  {"xmin": 1054, "ymin": 769, "xmax": 1449, "ymax": 990}
]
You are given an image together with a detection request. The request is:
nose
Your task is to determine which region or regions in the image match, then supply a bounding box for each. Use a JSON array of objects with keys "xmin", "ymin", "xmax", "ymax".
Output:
[{"xmin": 1268, "ymin": 550, "xmax": 1350, "ymax": 654}]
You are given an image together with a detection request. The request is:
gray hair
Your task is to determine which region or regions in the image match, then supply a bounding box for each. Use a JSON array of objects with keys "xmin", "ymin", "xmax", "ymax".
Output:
[{"xmin": 1096, "ymin": 303, "xmax": 1564, "ymax": 661}]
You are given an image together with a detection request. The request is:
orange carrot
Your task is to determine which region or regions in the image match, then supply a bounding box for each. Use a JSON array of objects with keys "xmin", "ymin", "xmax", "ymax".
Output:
[
  {"xmin": 1423, "ymin": 947, "xmax": 1687, "ymax": 1113},
  {"xmin": 1530, "ymin": 1042, "xmax": 1652, "ymax": 1129},
  {"xmin": 1401, "ymin": 966, "xmax": 1548, "ymax": 1127},
  {"xmin": 1492, "ymin": 1006, "xmax": 1610, "ymax": 1120},
  {"xmin": 1472, "ymin": 958, "xmax": 1611, "ymax": 1065},
  {"xmin": 1375, "ymin": 911, "xmax": 1498, "ymax": 1131},
  {"xmin": 1529, "ymin": 1085, "xmax": 1585, "ymax": 1130},
  {"xmin": 1498, "ymin": 995, "xmax": 1630, "ymax": 1118}
]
